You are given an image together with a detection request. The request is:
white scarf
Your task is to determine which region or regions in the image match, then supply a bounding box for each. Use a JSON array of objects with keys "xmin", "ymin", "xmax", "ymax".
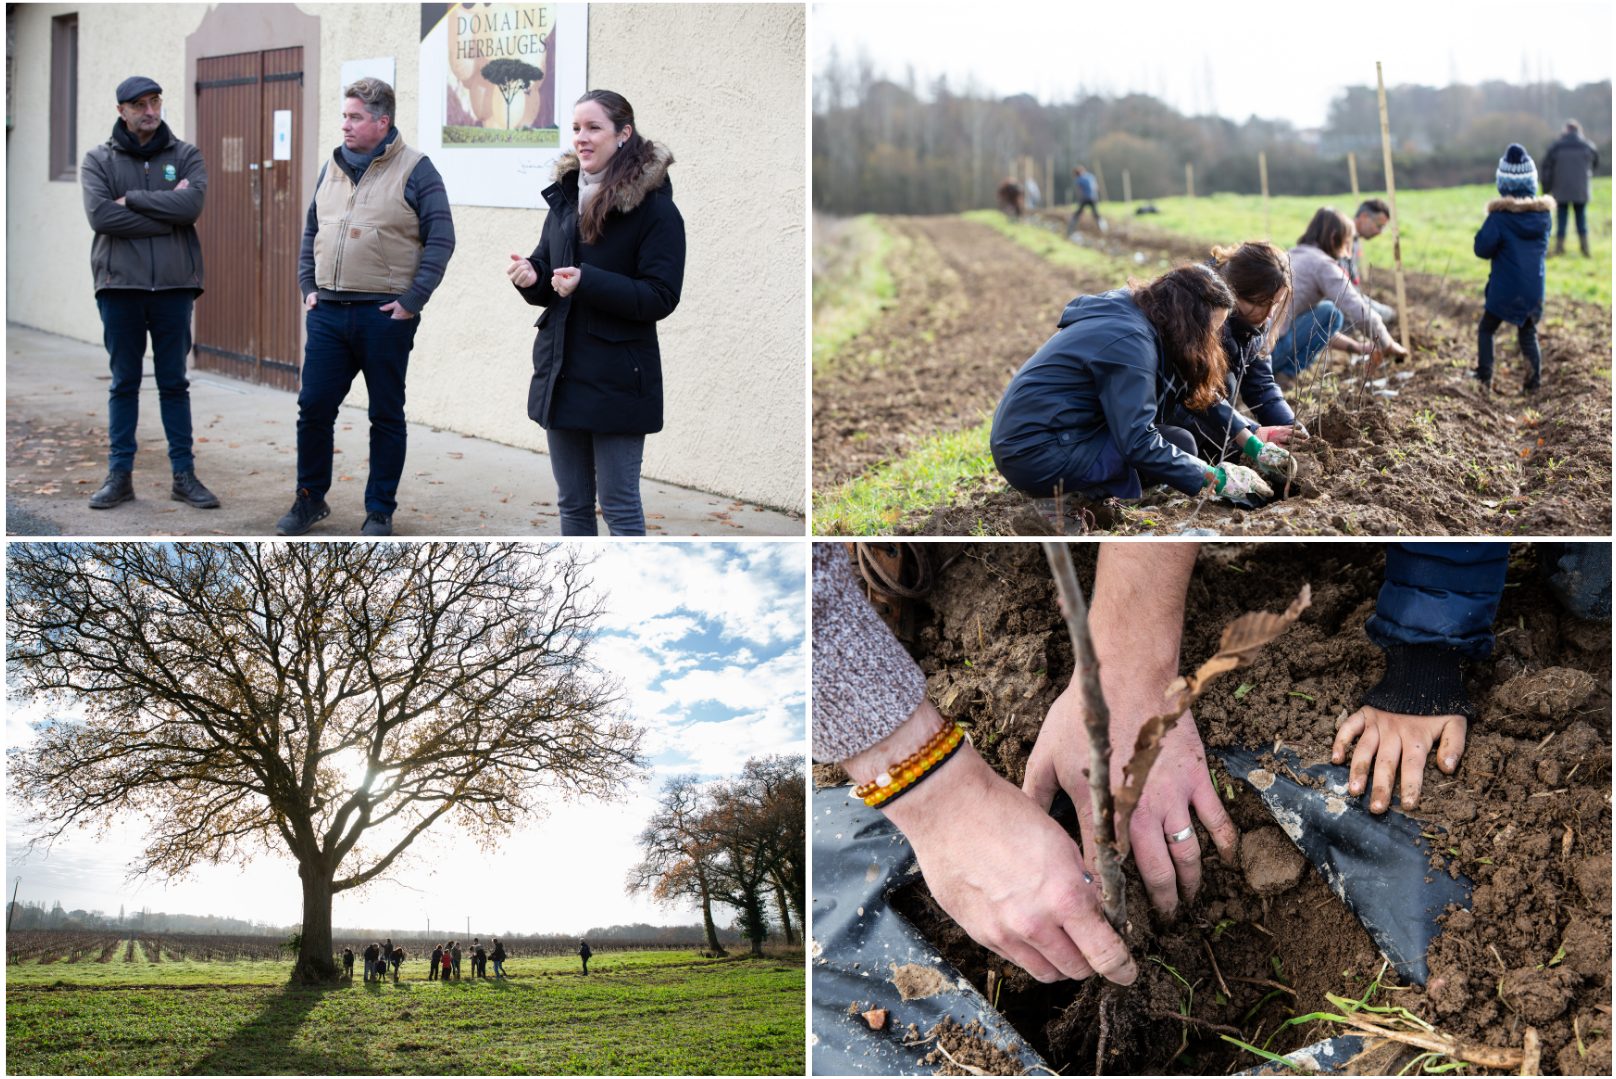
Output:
[{"xmin": 578, "ymin": 165, "xmax": 605, "ymax": 214}]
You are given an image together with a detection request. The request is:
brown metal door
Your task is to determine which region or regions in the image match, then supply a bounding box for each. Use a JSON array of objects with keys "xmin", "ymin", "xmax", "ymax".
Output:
[{"xmin": 194, "ymin": 48, "xmax": 303, "ymax": 390}]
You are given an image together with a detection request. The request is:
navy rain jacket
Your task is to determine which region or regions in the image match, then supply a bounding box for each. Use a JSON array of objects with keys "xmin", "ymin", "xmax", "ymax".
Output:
[
  {"xmin": 991, "ymin": 289, "xmax": 1218, "ymax": 496},
  {"xmin": 1473, "ymin": 196, "xmax": 1552, "ymax": 325}
]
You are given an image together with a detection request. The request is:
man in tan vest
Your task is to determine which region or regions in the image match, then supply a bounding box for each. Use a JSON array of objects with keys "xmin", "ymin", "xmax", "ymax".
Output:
[{"xmin": 278, "ymin": 77, "xmax": 456, "ymax": 536}]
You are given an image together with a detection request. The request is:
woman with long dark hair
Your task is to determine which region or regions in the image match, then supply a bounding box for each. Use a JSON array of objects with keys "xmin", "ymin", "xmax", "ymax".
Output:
[
  {"xmin": 507, "ymin": 90, "xmax": 687, "ymax": 535},
  {"xmin": 991, "ymin": 263, "xmax": 1289, "ymax": 530},
  {"xmin": 1269, "ymin": 207, "xmax": 1405, "ymax": 378},
  {"xmin": 1169, "ymin": 241, "xmax": 1298, "ymax": 463}
]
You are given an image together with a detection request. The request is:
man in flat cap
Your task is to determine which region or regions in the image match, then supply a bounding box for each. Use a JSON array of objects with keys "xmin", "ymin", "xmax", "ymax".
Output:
[{"xmin": 80, "ymin": 76, "xmax": 217, "ymax": 510}]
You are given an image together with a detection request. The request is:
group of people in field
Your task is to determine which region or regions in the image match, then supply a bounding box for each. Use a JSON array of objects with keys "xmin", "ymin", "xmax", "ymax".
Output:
[
  {"xmin": 991, "ymin": 124, "xmax": 1599, "ymax": 532},
  {"xmin": 340, "ymin": 937, "xmax": 594, "ymax": 982}
]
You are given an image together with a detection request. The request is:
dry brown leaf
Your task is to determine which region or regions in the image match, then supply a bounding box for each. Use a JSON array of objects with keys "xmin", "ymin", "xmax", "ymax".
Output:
[{"xmin": 1114, "ymin": 584, "xmax": 1310, "ymax": 852}]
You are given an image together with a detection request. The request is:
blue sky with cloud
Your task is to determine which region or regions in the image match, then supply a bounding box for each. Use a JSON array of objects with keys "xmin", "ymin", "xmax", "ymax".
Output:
[{"xmin": 5, "ymin": 541, "xmax": 804, "ymax": 937}]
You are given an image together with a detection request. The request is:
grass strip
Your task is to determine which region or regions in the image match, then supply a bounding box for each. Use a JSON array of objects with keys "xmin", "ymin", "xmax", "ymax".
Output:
[
  {"xmin": 1076, "ymin": 180, "xmax": 1610, "ymax": 305},
  {"xmin": 961, "ymin": 210, "xmax": 1129, "ymax": 283},
  {"xmin": 812, "ymin": 214, "xmax": 895, "ymax": 374},
  {"xmin": 813, "ymin": 418, "xmax": 997, "ymax": 535}
]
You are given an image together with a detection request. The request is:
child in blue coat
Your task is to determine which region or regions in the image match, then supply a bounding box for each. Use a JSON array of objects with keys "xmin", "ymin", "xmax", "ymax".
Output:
[{"xmin": 1472, "ymin": 144, "xmax": 1554, "ymax": 391}]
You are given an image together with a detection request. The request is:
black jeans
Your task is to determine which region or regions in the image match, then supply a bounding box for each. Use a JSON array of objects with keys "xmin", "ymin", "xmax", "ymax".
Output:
[
  {"xmin": 1068, "ymin": 199, "xmax": 1101, "ymax": 230},
  {"xmin": 1477, "ymin": 309, "xmax": 1541, "ymax": 385},
  {"xmin": 1556, "ymin": 201, "xmax": 1588, "ymax": 238},
  {"xmin": 97, "ymin": 289, "xmax": 196, "ymax": 473},
  {"xmin": 297, "ymin": 300, "xmax": 420, "ymax": 514}
]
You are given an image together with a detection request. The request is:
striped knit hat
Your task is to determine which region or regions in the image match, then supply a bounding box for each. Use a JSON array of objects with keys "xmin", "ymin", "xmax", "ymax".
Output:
[{"xmin": 1496, "ymin": 144, "xmax": 1538, "ymax": 197}]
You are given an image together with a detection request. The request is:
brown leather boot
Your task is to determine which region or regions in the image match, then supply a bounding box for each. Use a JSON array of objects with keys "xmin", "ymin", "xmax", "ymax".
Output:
[
  {"xmin": 1579, "ymin": 233, "xmax": 1591, "ymax": 257},
  {"xmin": 1553, "ymin": 235, "xmax": 1565, "ymax": 256}
]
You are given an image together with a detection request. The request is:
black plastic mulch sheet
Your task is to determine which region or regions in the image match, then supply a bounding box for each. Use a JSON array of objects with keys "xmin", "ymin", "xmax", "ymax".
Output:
[
  {"xmin": 811, "ymin": 785, "xmax": 1054, "ymax": 1075},
  {"xmin": 1213, "ymin": 745, "xmax": 1473, "ymax": 988},
  {"xmin": 1234, "ymin": 1033, "xmax": 1373, "ymax": 1076}
]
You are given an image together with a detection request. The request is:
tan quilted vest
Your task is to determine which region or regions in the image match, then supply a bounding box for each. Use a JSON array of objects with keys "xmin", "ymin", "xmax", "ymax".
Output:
[{"xmin": 312, "ymin": 136, "xmax": 424, "ymax": 294}]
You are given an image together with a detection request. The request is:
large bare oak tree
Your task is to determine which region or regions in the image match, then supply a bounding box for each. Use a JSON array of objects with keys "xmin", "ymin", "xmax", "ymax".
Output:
[{"xmin": 7, "ymin": 542, "xmax": 645, "ymax": 981}]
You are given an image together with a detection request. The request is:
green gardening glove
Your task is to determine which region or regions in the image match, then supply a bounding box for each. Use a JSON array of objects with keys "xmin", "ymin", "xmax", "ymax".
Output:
[
  {"xmin": 1214, "ymin": 463, "xmax": 1274, "ymax": 501},
  {"xmin": 1241, "ymin": 435, "xmax": 1296, "ymax": 479}
]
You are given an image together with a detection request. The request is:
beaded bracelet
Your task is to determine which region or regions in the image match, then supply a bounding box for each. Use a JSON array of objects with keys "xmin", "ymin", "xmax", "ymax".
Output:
[{"xmin": 854, "ymin": 721, "xmax": 966, "ymax": 808}]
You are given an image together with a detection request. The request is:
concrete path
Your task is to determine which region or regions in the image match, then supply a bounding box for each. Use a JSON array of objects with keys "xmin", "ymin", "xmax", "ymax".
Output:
[{"xmin": 5, "ymin": 324, "xmax": 803, "ymax": 538}]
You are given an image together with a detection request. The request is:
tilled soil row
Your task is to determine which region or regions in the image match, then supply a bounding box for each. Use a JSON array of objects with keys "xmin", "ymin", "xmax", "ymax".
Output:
[
  {"xmin": 846, "ymin": 542, "xmax": 1609, "ymax": 1075},
  {"xmin": 813, "ymin": 216, "xmax": 1117, "ymax": 491},
  {"xmin": 814, "ymin": 212, "xmax": 1612, "ymax": 537}
]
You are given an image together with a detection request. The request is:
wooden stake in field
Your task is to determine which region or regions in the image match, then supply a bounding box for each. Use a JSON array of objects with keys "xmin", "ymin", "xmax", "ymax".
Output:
[
  {"xmin": 1348, "ymin": 151, "xmax": 1359, "ymax": 200},
  {"xmin": 1095, "ymin": 159, "xmax": 1109, "ymax": 203},
  {"xmin": 1258, "ymin": 151, "xmax": 1270, "ymax": 238},
  {"xmin": 1122, "ymin": 167, "xmax": 1132, "ymax": 207},
  {"xmin": 1046, "ymin": 154, "xmax": 1054, "ymax": 214},
  {"xmin": 1376, "ymin": 61, "xmax": 1412, "ymax": 357},
  {"xmin": 1185, "ymin": 162, "xmax": 1195, "ymax": 233}
]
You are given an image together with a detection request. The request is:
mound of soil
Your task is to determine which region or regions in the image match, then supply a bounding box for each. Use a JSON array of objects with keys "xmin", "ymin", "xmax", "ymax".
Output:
[
  {"xmin": 875, "ymin": 542, "xmax": 1610, "ymax": 1075},
  {"xmin": 815, "ymin": 213, "xmax": 1612, "ymax": 536}
]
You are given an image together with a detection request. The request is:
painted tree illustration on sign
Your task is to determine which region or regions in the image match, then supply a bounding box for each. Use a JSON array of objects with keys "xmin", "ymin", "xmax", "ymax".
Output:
[
  {"xmin": 7, "ymin": 542, "xmax": 645, "ymax": 983},
  {"xmin": 481, "ymin": 58, "xmax": 545, "ymax": 130}
]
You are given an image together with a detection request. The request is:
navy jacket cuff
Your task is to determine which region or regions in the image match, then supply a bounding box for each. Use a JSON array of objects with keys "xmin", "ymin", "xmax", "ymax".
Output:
[{"xmin": 1361, "ymin": 644, "xmax": 1475, "ymax": 720}]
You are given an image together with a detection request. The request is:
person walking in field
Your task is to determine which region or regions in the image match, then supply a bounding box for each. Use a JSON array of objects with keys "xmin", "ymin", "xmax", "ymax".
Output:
[
  {"xmin": 1068, "ymin": 165, "xmax": 1102, "ymax": 232},
  {"xmin": 578, "ymin": 938, "xmax": 592, "ymax": 976},
  {"xmin": 1541, "ymin": 120, "xmax": 1598, "ymax": 257},
  {"xmin": 450, "ymin": 940, "xmax": 462, "ymax": 979},
  {"xmin": 506, "ymin": 89, "xmax": 686, "ymax": 537},
  {"xmin": 475, "ymin": 941, "xmax": 488, "ymax": 978},
  {"xmin": 491, "ymin": 939, "xmax": 508, "ymax": 979},
  {"xmin": 1471, "ymin": 144, "xmax": 1553, "ymax": 393},
  {"xmin": 430, "ymin": 943, "xmax": 442, "ymax": 981},
  {"xmin": 81, "ymin": 76, "xmax": 221, "ymax": 513},
  {"xmin": 342, "ymin": 947, "xmax": 355, "ymax": 980},
  {"xmin": 363, "ymin": 941, "xmax": 380, "ymax": 982},
  {"xmin": 989, "ymin": 264, "xmax": 1290, "ymax": 534},
  {"xmin": 1268, "ymin": 207, "xmax": 1406, "ymax": 380},
  {"xmin": 392, "ymin": 946, "xmax": 405, "ymax": 981},
  {"xmin": 279, "ymin": 77, "xmax": 457, "ymax": 538}
]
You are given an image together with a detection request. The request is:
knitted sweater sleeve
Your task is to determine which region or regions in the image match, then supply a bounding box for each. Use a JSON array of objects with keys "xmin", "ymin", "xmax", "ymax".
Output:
[{"xmin": 811, "ymin": 543, "xmax": 928, "ymax": 762}]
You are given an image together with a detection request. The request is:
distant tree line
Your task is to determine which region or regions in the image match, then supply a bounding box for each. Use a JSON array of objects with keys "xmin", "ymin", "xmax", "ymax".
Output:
[
  {"xmin": 5, "ymin": 900, "xmax": 285, "ymax": 936},
  {"xmin": 813, "ymin": 53, "xmax": 1611, "ymax": 214},
  {"xmin": 629, "ymin": 755, "xmax": 806, "ymax": 956}
]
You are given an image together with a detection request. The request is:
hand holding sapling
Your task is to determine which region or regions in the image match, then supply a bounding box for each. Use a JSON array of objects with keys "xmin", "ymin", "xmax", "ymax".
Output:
[{"xmin": 846, "ymin": 699, "xmax": 1137, "ymax": 986}]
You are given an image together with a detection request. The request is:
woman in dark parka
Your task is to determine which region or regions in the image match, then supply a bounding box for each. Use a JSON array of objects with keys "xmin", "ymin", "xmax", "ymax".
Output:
[
  {"xmin": 990, "ymin": 264, "xmax": 1287, "ymax": 531},
  {"xmin": 508, "ymin": 90, "xmax": 686, "ymax": 536}
]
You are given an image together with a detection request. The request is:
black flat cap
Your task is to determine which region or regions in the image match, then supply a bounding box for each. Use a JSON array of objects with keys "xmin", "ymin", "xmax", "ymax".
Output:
[{"xmin": 116, "ymin": 76, "xmax": 163, "ymax": 104}]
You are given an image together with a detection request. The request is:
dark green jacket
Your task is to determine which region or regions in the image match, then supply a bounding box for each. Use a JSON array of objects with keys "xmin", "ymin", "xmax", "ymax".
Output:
[{"xmin": 81, "ymin": 120, "xmax": 207, "ymax": 294}]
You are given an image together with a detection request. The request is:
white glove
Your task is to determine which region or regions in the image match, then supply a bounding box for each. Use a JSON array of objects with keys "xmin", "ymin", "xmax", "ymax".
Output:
[
  {"xmin": 1215, "ymin": 463, "xmax": 1274, "ymax": 500},
  {"xmin": 1244, "ymin": 436, "xmax": 1297, "ymax": 479}
]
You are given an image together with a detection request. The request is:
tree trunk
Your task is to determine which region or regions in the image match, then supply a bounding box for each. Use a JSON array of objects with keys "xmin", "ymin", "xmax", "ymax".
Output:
[
  {"xmin": 772, "ymin": 878, "xmax": 795, "ymax": 946},
  {"xmin": 700, "ymin": 890, "xmax": 727, "ymax": 957},
  {"xmin": 741, "ymin": 893, "xmax": 767, "ymax": 956},
  {"xmin": 292, "ymin": 864, "xmax": 338, "ymax": 983}
]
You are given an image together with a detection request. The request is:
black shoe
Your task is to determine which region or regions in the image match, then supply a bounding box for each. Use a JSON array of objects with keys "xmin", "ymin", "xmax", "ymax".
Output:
[
  {"xmin": 360, "ymin": 511, "xmax": 393, "ymax": 537},
  {"xmin": 276, "ymin": 489, "xmax": 331, "ymax": 536},
  {"xmin": 171, "ymin": 471, "xmax": 221, "ymax": 509},
  {"xmin": 1469, "ymin": 369, "xmax": 1492, "ymax": 392},
  {"xmin": 89, "ymin": 470, "xmax": 135, "ymax": 509},
  {"xmin": 1523, "ymin": 376, "xmax": 1542, "ymax": 392}
]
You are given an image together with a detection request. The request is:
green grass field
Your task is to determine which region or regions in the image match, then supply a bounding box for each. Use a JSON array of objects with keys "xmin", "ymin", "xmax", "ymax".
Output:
[
  {"xmin": 812, "ymin": 213, "xmax": 896, "ymax": 374},
  {"xmin": 6, "ymin": 952, "xmax": 804, "ymax": 1075},
  {"xmin": 441, "ymin": 125, "xmax": 559, "ymax": 147},
  {"xmin": 1098, "ymin": 179, "xmax": 1611, "ymax": 305}
]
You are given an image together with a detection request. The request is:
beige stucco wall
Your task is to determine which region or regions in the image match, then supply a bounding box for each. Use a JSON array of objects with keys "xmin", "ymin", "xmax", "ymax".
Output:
[{"xmin": 6, "ymin": 3, "xmax": 806, "ymax": 512}]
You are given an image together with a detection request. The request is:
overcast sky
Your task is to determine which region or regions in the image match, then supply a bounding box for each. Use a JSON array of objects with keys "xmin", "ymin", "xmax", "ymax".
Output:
[
  {"xmin": 813, "ymin": 1, "xmax": 1613, "ymax": 129},
  {"xmin": 6, "ymin": 542, "xmax": 805, "ymax": 940}
]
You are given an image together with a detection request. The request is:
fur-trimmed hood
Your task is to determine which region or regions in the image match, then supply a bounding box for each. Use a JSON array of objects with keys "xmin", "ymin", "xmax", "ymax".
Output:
[
  {"xmin": 1486, "ymin": 194, "xmax": 1556, "ymax": 214},
  {"xmin": 551, "ymin": 141, "xmax": 674, "ymax": 214}
]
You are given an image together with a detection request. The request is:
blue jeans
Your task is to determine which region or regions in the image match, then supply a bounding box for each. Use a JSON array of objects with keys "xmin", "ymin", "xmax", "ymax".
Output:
[
  {"xmin": 297, "ymin": 301, "xmax": 419, "ymax": 514},
  {"xmin": 545, "ymin": 429, "xmax": 646, "ymax": 536},
  {"xmin": 97, "ymin": 290, "xmax": 196, "ymax": 472},
  {"xmin": 1556, "ymin": 202, "xmax": 1588, "ymax": 238},
  {"xmin": 363, "ymin": 958, "xmax": 375, "ymax": 981},
  {"xmin": 492, "ymin": 959, "xmax": 507, "ymax": 978},
  {"xmin": 1270, "ymin": 301, "xmax": 1345, "ymax": 377}
]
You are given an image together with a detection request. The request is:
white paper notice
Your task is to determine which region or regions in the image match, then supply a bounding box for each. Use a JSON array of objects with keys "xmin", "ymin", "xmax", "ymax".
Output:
[{"xmin": 272, "ymin": 110, "xmax": 292, "ymax": 161}]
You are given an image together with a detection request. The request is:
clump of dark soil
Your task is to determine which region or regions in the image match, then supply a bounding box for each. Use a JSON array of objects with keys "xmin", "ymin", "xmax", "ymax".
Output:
[
  {"xmin": 814, "ymin": 212, "xmax": 1611, "ymax": 537},
  {"xmin": 881, "ymin": 542, "xmax": 1610, "ymax": 1074}
]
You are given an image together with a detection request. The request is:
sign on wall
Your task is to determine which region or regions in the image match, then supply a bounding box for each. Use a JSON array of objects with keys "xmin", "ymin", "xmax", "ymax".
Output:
[{"xmin": 418, "ymin": 3, "xmax": 587, "ymax": 208}]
